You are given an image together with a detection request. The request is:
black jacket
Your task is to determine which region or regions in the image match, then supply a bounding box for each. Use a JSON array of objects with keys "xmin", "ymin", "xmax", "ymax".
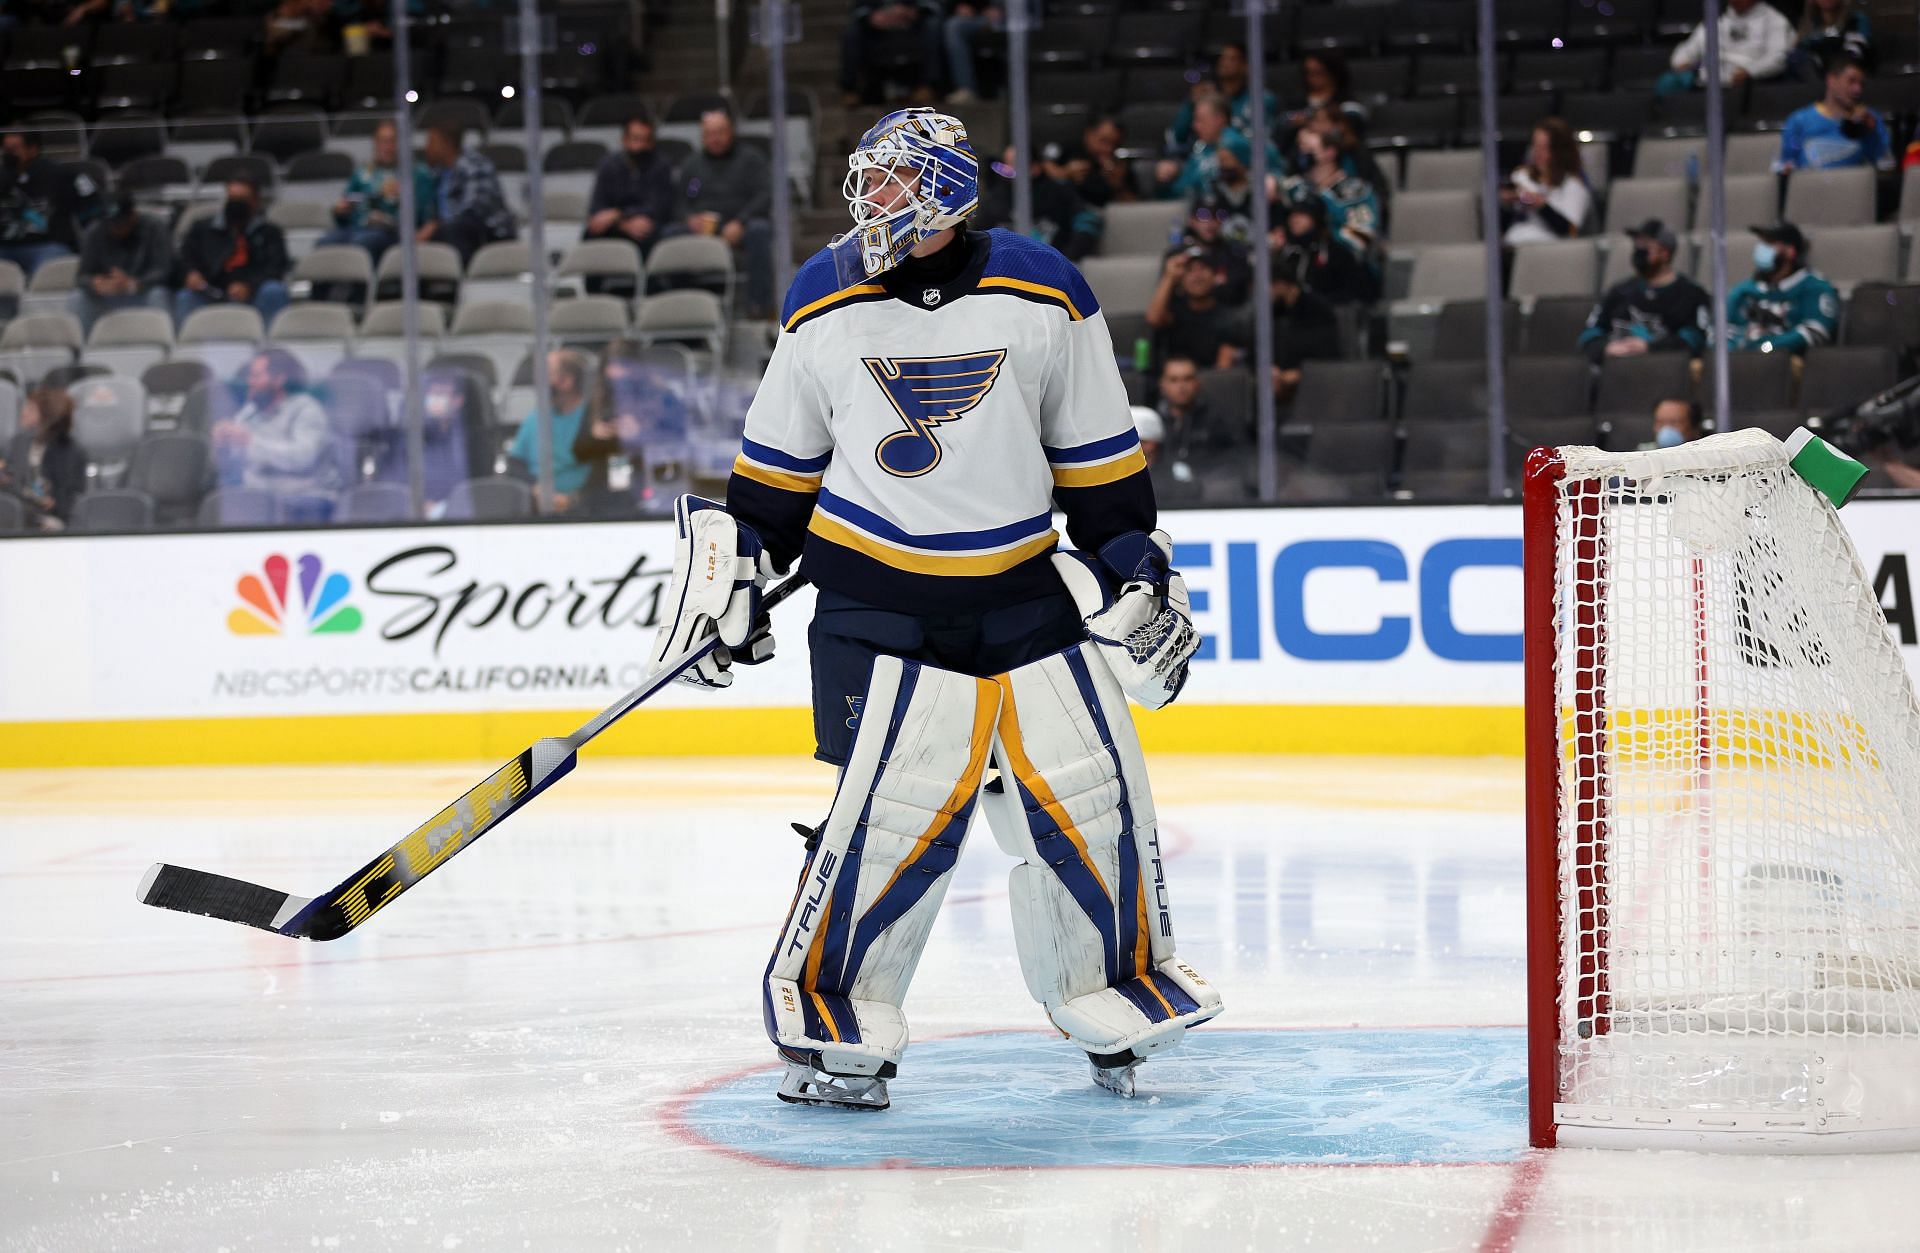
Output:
[
  {"xmin": 177, "ymin": 212, "xmax": 290, "ymax": 291},
  {"xmin": 6, "ymin": 431, "xmax": 85, "ymax": 524},
  {"xmin": 587, "ymin": 149, "xmax": 678, "ymax": 229},
  {"xmin": 1, "ymin": 156, "xmax": 105, "ymax": 248},
  {"xmin": 76, "ymin": 213, "xmax": 173, "ymax": 292}
]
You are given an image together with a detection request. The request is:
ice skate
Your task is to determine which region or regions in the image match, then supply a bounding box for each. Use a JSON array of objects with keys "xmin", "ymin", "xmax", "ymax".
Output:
[
  {"xmin": 776, "ymin": 1062, "xmax": 891, "ymax": 1110},
  {"xmin": 1088, "ymin": 1053, "xmax": 1140, "ymax": 1099}
]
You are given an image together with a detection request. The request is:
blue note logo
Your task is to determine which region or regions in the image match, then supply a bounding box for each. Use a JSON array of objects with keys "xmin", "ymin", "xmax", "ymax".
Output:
[{"xmin": 863, "ymin": 349, "xmax": 1007, "ymax": 478}]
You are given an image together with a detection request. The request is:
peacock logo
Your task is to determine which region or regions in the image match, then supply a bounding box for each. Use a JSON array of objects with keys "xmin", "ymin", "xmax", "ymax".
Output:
[{"xmin": 228, "ymin": 553, "xmax": 363, "ymax": 636}]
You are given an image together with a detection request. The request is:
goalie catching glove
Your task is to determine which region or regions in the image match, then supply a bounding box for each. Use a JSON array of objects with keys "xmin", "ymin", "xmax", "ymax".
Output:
[
  {"xmin": 650, "ymin": 495, "xmax": 777, "ymax": 689},
  {"xmin": 1053, "ymin": 530, "xmax": 1198, "ymax": 710}
]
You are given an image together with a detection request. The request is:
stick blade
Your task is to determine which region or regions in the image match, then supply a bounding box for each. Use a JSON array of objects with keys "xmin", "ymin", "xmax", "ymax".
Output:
[{"xmin": 138, "ymin": 862, "xmax": 307, "ymax": 936}]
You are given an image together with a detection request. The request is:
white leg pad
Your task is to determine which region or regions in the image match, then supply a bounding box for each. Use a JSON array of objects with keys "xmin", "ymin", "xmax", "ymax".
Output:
[
  {"xmin": 982, "ymin": 645, "xmax": 1224, "ymax": 1056},
  {"xmin": 763, "ymin": 655, "xmax": 1000, "ymax": 1069}
]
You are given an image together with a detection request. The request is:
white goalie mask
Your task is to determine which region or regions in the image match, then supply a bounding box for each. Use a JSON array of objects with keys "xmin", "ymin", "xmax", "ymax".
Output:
[{"xmin": 826, "ymin": 107, "xmax": 979, "ymax": 290}]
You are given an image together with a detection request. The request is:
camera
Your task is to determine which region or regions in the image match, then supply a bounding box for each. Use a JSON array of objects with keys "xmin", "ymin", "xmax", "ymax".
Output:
[{"xmin": 1825, "ymin": 372, "xmax": 1920, "ymax": 456}]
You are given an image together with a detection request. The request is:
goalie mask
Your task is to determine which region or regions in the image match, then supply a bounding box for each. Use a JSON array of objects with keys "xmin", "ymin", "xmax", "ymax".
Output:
[{"xmin": 827, "ymin": 107, "xmax": 978, "ymax": 290}]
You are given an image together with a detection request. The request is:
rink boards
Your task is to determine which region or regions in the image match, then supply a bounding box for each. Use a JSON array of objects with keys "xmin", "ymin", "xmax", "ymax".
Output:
[{"xmin": 1, "ymin": 500, "xmax": 1915, "ymax": 766}]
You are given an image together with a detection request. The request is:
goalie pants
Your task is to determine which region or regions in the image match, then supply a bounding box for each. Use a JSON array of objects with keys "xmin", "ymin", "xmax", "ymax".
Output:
[{"xmin": 762, "ymin": 590, "xmax": 1221, "ymax": 1078}]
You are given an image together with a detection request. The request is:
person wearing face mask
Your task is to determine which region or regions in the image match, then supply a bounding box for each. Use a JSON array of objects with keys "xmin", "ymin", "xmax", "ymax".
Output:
[
  {"xmin": 1578, "ymin": 220, "xmax": 1710, "ymax": 364},
  {"xmin": 173, "ymin": 175, "xmax": 290, "ymax": 329},
  {"xmin": 585, "ymin": 116, "xmax": 677, "ymax": 257},
  {"xmin": 1277, "ymin": 125, "xmax": 1380, "ymax": 270},
  {"xmin": 67, "ymin": 193, "xmax": 172, "ymax": 335},
  {"xmin": 1269, "ymin": 198, "xmax": 1377, "ymax": 306},
  {"xmin": 1726, "ymin": 222, "xmax": 1838, "ymax": 357},
  {"xmin": 1776, "ymin": 54, "xmax": 1893, "ymax": 171},
  {"xmin": 1642, "ymin": 398, "xmax": 1704, "ymax": 450}
]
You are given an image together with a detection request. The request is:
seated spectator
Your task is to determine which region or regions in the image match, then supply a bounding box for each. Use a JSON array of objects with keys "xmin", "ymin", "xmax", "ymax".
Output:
[
  {"xmin": 0, "ymin": 131, "xmax": 102, "ymax": 277},
  {"xmin": 417, "ymin": 124, "xmax": 516, "ymax": 266},
  {"xmin": 1147, "ymin": 248, "xmax": 1245, "ymax": 372},
  {"xmin": 1156, "ymin": 96, "xmax": 1230, "ymax": 199},
  {"xmin": 975, "ymin": 143, "xmax": 1102, "ymax": 261},
  {"xmin": 1579, "ymin": 221, "xmax": 1709, "ymax": 363},
  {"xmin": 1153, "ymin": 355, "xmax": 1244, "ymax": 491},
  {"xmin": 1272, "ymin": 196, "xmax": 1378, "ymax": 306},
  {"xmin": 1777, "ymin": 55, "xmax": 1893, "ymax": 171},
  {"xmin": 1645, "ymin": 398, "xmax": 1704, "ymax": 449},
  {"xmin": 1268, "ymin": 252, "xmax": 1343, "ymax": 405},
  {"xmin": 1312, "ymin": 103, "xmax": 1393, "ymax": 227},
  {"xmin": 669, "ymin": 108, "xmax": 774, "ymax": 318},
  {"xmin": 507, "ymin": 348, "xmax": 594, "ymax": 515},
  {"xmin": 1174, "ymin": 42, "xmax": 1279, "ymax": 150},
  {"xmin": 1282, "ymin": 50, "xmax": 1355, "ymax": 137},
  {"xmin": 1168, "ymin": 191, "xmax": 1252, "ymax": 305},
  {"xmin": 591, "ymin": 342, "xmax": 693, "ymax": 517},
  {"xmin": 1792, "ymin": 0, "xmax": 1872, "ymax": 78},
  {"xmin": 1502, "ymin": 118, "xmax": 1591, "ymax": 244},
  {"xmin": 413, "ymin": 368, "xmax": 493, "ymax": 512},
  {"xmin": 175, "ymin": 175, "xmax": 290, "ymax": 329},
  {"xmin": 1063, "ymin": 116, "xmax": 1134, "ymax": 210},
  {"xmin": 943, "ymin": 1, "xmax": 1002, "ymax": 106},
  {"xmin": 1727, "ymin": 222, "xmax": 1838, "ymax": 356},
  {"xmin": 841, "ymin": 0, "xmax": 944, "ymax": 108},
  {"xmin": 211, "ymin": 350, "xmax": 339, "ymax": 519},
  {"xmin": 1194, "ymin": 129, "xmax": 1267, "ymax": 248},
  {"xmin": 1659, "ymin": 0, "xmax": 1793, "ymax": 95},
  {"xmin": 1131, "ymin": 405, "xmax": 1200, "ymax": 506},
  {"xmin": 319, "ymin": 119, "xmax": 435, "ymax": 262},
  {"xmin": 586, "ymin": 116, "xmax": 676, "ymax": 258},
  {"xmin": 1, "ymin": 384, "xmax": 83, "ymax": 531},
  {"xmin": 68, "ymin": 193, "xmax": 171, "ymax": 335},
  {"xmin": 1279, "ymin": 124, "xmax": 1382, "ymax": 265}
]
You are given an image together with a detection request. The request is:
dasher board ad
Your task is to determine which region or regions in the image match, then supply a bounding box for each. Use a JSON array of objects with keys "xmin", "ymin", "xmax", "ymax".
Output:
[{"xmin": 1, "ymin": 501, "xmax": 1915, "ymax": 725}]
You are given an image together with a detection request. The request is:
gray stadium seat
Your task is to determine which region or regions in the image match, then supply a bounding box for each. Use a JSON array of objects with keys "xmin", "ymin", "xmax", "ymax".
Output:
[
  {"xmin": 1403, "ymin": 149, "xmax": 1482, "ymax": 193},
  {"xmin": 354, "ymin": 300, "xmax": 448, "ymax": 374},
  {"xmin": 71, "ymin": 374, "xmax": 148, "ymax": 481},
  {"xmin": 1288, "ymin": 360, "xmax": 1387, "ymax": 425},
  {"xmin": 540, "ymin": 187, "xmax": 590, "ymax": 257},
  {"xmin": 1800, "ymin": 345, "xmax": 1898, "ymax": 417},
  {"xmin": 1703, "ymin": 350, "xmax": 1795, "ymax": 416},
  {"xmin": 139, "ymin": 360, "xmax": 212, "ymax": 429},
  {"xmin": 291, "ymin": 244, "xmax": 377, "ymax": 309},
  {"xmin": 1804, "ymin": 225, "xmax": 1900, "ymax": 296},
  {"xmin": 270, "ymin": 302, "xmax": 357, "ymax": 378},
  {"xmin": 0, "ymin": 258, "xmax": 26, "ymax": 320},
  {"xmin": 126, "ymin": 431, "xmax": 212, "ymax": 525},
  {"xmin": 1510, "ymin": 239, "xmax": 1599, "ymax": 300},
  {"xmin": 1389, "ymin": 189, "xmax": 1479, "ymax": 246},
  {"xmin": 267, "ymin": 198, "xmax": 334, "ymax": 257},
  {"xmin": 549, "ymin": 295, "xmax": 631, "ymax": 348},
  {"xmin": 176, "ymin": 304, "xmax": 265, "ymax": 378},
  {"xmin": 1716, "ymin": 175, "xmax": 1780, "ymax": 231},
  {"xmin": 460, "ymin": 240, "xmax": 535, "ymax": 308},
  {"xmin": 0, "ymin": 492, "xmax": 26, "ymax": 533},
  {"xmin": 1431, "ymin": 299, "xmax": 1519, "ymax": 360},
  {"xmin": 84, "ymin": 306, "xmax": 174, "ymax": 378},
  {"xmin": 71, "ymin": 487, "xmax": 154, "ymax": 532},
  {"xmin": 375, "ymin": 240, "xmax": 462, "ymax": 305},
  {"xmin": 1783, "ymin": 167, "xmax": 1875, "ymax": 229},
  {"xmin": 0, "ymin": 312, "xmax": 82, "ymax": 385},
  {"xmin": 1506, "ymin": 356, "xmax": 1595, "ymax": 420},
  {"xmin": 1402, "ymin": 360, "xmax": 1487, "ymax": 422},
  {"xmin": 1403, "ymin": 243, "xmax": 1488, "ymax": 304},
  {"xmin": 339, "ymin": 481, "xmax": 414, "ymax": 523},
  {"xmin": 1900, "ymin": 165, "xmax": 1920, "ymax": 226},
  {"xmin": 0, "ymin": 376, "xmax": 19, "ymax": 445},
  {"xmin": 1724, "ymin": 131, "xmax": 1781, "ymax": 176},
  {"xmin": 1595, "ymin": 352, "xmax": 1692, "ymax": 418},
  {"xmin": 1299, "ymin": 422, "xmax": 1396, "ymax": 496},
  {"xmin": 445, "ymin": 476, "xmax": 534, "ymax": 521},
  {"xmin": 20, "ymin": 254, "xmax": 79, "ymax": 318},
  {"xmin": 1688, "ymin": 230, "xmax": 1760, "ymax": 283},
  {"xmin": 1101, "ymin": 201, "xmax": 1187, "ymax": 257},
  {"xmin": 197, "ymin": 486, "xmax": 278, "ymax": 527},
  {"xmin": 634, "ymin": 289, "xmax": 727, "ymax": 356},
  {"xmin": 1843, "ymin": 283, "xmax": 1920, "ymax": 355},
  {"xmin": 1601, "ymin": 178, "xmax": 1689, "ymax": 237},
  {"xmin": 642, "ymin": 234, "xmax": 731, "ymax": 304},
  {"xmin": 556, "ymin": 238, "xmax": 645, "ymax": 301},
  {"xmin": 449, "ymin": 300, "xmax": 538, "ymax": 387},
  {"xmin": 1078, "ymin": 255, "xmax": 1162, "ymax": 317}
]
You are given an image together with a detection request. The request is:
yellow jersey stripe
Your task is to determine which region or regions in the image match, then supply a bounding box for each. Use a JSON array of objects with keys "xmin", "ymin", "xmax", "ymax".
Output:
[
  {"xmin": 732, "ymin": 455, "xmax": 823, "ymax": 494},
  {"xmin": 992, "ymin": 678, "xmax": 1113, "ymax": 901},
  {"xmin": 978, "ymin": 276, "xmax": 1086, "ymax": 320},
  {"xmin": 783, "ymin": 282, "xmax": 886, "ymax": 331},
  {"xmin": 808, "ymin": 513, "xmax": 1059, "ymax": 576},
  {"xmin": 1051, "ymin": 447, "xmax": 1148, "ymax": 488}
]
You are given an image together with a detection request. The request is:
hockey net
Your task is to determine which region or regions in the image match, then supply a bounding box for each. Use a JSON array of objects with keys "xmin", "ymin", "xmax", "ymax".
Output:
[{"xmin": 1523, "ymin": 430, "xmax": 1920, "ymax": 1150}]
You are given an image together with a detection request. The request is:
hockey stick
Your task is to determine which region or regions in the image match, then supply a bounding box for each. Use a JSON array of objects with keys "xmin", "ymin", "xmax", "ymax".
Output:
[{"xmin": 136, "ymin": 574, "xmax": 809, "ymax": 941}]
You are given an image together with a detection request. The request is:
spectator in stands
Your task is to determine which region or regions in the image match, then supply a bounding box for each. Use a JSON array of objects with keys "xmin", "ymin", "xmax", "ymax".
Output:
[
  {"xmin": 1579, "ymin": 221, "xmax": 1710, "ymax": 364},
  {"xmin": 671, "ymin": 108, "xmax": 775, "ymax": 319},
  {"xmin": 1063, "ymin": 116, "xmax": 1134, "ymax": 210},
  {"xmin": 264, "ymin": 0, "xmax": 335, "ymax": 57},
  {"xmin": 976, "ymin": 143, "xmax": 1102, "ymax": 261},
  {"xmin": 943, "ymin": 1, "xmax": 1002, "ymax": 106},
  {"xmin": 211, "ymin": 349, "xmax": 339, "ymax": 517},
  {"xmin": 1194, "ymin": 129, "xmax": 1270, "ymax": 247},
  {"xmin": 507, "ymin": 348, "xmax": 593, "ymax": 515},
  {"xmin": 1646, "ymin": 398, "xmax": 1704, "ymax": 449},
  {"xmin": 1313, "ymin": 103, "xmax": 1393, "ymax": 226},
  {"xmin": 1168, "ymin": 191, "xmax": 1251, "ymax": 307},
  {"xmin": 582, "ymin": 342, "xmax": 693, "ymax": 518},
  {"xmin": 1173, "ymin": 42, "xmax": 1279, "ymax": 150},
  {"xmin": 1282, "ymin": 51, "xmax": 1354, "ymax": 136},
  {"xmin": 1268, "ymin": 247, "xmax": 1343, "ymax": 405},
  {"xmin": 841, "ymin": 0, "xmax": 945, "ymax": 108},
  {"xmin": 586, "ymin": 116, "xmax": 676, "ymax": 258},
  {"xmin": 1792, "ymin": 0, "xmax": 1872, "ymax": 78},
  {"xmin": 1279, "ymin": 124, "xmax": 1382, "ymax": 266},
  {"xmin": 1727, "ymin": 222, "xmax": 1838, "ymax": 357},
  {"xmin": 1776, "ymin": 54, "xmax": 1893, "ymax": 171},
  {"xmin": 1, "ymin": 384, "xmax": 82, "ymax": 531},
  {"xmin": 0, "ymin": 131, "xmax": 102, "ymax": 277},
  {"xmin": 1147, "ymin": 248, "xmax": 1244, "ymax": 371},
  {"xmin": 174, "ymin": 174, "xmax": 290, "ymax": 329},
  {"xmin": 68, "ymin": 193, "xmax": 171, "ymax": 335},
  {"xmin": 1660, "ymin": 0, "xmax": 1794, "ymax": 95},
  {"xmin": 1156, "ymin": 96, "xmax": 1230, "ymax": 198},
  {"xmin": 1153, "ymin": 355, "xmax": 1244, "ymax": 495},
  {"xmin": 1273, "ymin": 195, "xmax": 1378, "ymax": 306},
  {"xmin": 1131, "ymin": 405, "xmax": 1200, "ymax": 506},
  {"xmin": 1502, "ymin": 118, "xmax": 1591, "ymax": 244},
  {"xmin": 415, "ymin": 368, "xmax": 489, "ymax": 512},
  {"xmin": 418, "ymin": 124, "xmax": 516, "ymax": 266},
  {"xmin": 319, "ymin": 119, "xmax": 434, "ymax": 262}
]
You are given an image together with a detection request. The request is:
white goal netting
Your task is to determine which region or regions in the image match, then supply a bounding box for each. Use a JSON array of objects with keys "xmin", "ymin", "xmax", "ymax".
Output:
[{"xmin": 1543, "ymin": 430, "xmax": 1920, "ymax": 1145}]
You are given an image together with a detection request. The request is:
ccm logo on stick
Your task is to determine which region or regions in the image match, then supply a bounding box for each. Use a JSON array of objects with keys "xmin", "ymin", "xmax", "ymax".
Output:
[{"xmin": 1173, "ymin": 538, "xmax": 1523, "ymax": 664}]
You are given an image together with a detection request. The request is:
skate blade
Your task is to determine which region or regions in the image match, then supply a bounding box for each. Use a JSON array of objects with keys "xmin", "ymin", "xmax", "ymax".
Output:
[
  {"xmin": 1090, "ymin": 1062, "xmax": 1138, "ymax": 1099},
  {"xmin": 776, "ymin": 1087, "xmax": 890, "ymax": 1111},
  {"xmin": 777, "ymin": 1070, "xmax": 891, "ymax": 1111}
]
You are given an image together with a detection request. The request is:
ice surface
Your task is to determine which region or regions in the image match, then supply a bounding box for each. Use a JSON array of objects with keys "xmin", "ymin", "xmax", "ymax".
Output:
[{"xmin": 2, "ymin": 756, "xmax": 1915, "ymax": 1251}]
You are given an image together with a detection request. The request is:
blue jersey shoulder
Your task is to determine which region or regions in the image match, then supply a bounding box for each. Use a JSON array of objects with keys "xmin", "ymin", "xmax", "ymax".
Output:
[
  {"xmin": 780, "ymin": 244, "xmax": 848, "ymax": 328},
  {"xmin": 980, "ymin": 228, "xmax": 1101, "ymax": 319}
]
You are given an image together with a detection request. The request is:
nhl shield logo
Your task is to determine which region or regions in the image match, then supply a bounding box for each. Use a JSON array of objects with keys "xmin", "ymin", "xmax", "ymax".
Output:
[{"xmin": 922, "ymin": 287, "xmax": 942, "ymax": 307}]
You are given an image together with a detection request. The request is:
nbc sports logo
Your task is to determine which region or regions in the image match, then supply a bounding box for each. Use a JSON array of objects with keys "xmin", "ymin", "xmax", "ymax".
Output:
[{"xmin": 228, "ymin": 553, "xmax": 363, "ymax": 636}]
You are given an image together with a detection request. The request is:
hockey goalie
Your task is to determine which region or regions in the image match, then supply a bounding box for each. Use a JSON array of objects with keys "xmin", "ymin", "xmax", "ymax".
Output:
[{"xmin": 650, "ymin": 108, "xmax": 1222, "ymax": 1110}]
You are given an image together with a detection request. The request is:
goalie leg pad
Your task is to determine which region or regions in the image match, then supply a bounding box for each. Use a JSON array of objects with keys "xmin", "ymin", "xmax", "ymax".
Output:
[
  {"xmin": 981, "ymin": 645, "xmax": 1223, "ymax": 1056},
  {"xmin": 763, "ymin": 654, "xmax": 1001, "ymax": 1072}
]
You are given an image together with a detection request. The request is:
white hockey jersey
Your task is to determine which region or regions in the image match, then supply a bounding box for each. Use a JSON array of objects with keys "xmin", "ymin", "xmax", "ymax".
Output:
[{"xmin": 726, "ymin": 227, "xmax": 1154, "ymax": 613}]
